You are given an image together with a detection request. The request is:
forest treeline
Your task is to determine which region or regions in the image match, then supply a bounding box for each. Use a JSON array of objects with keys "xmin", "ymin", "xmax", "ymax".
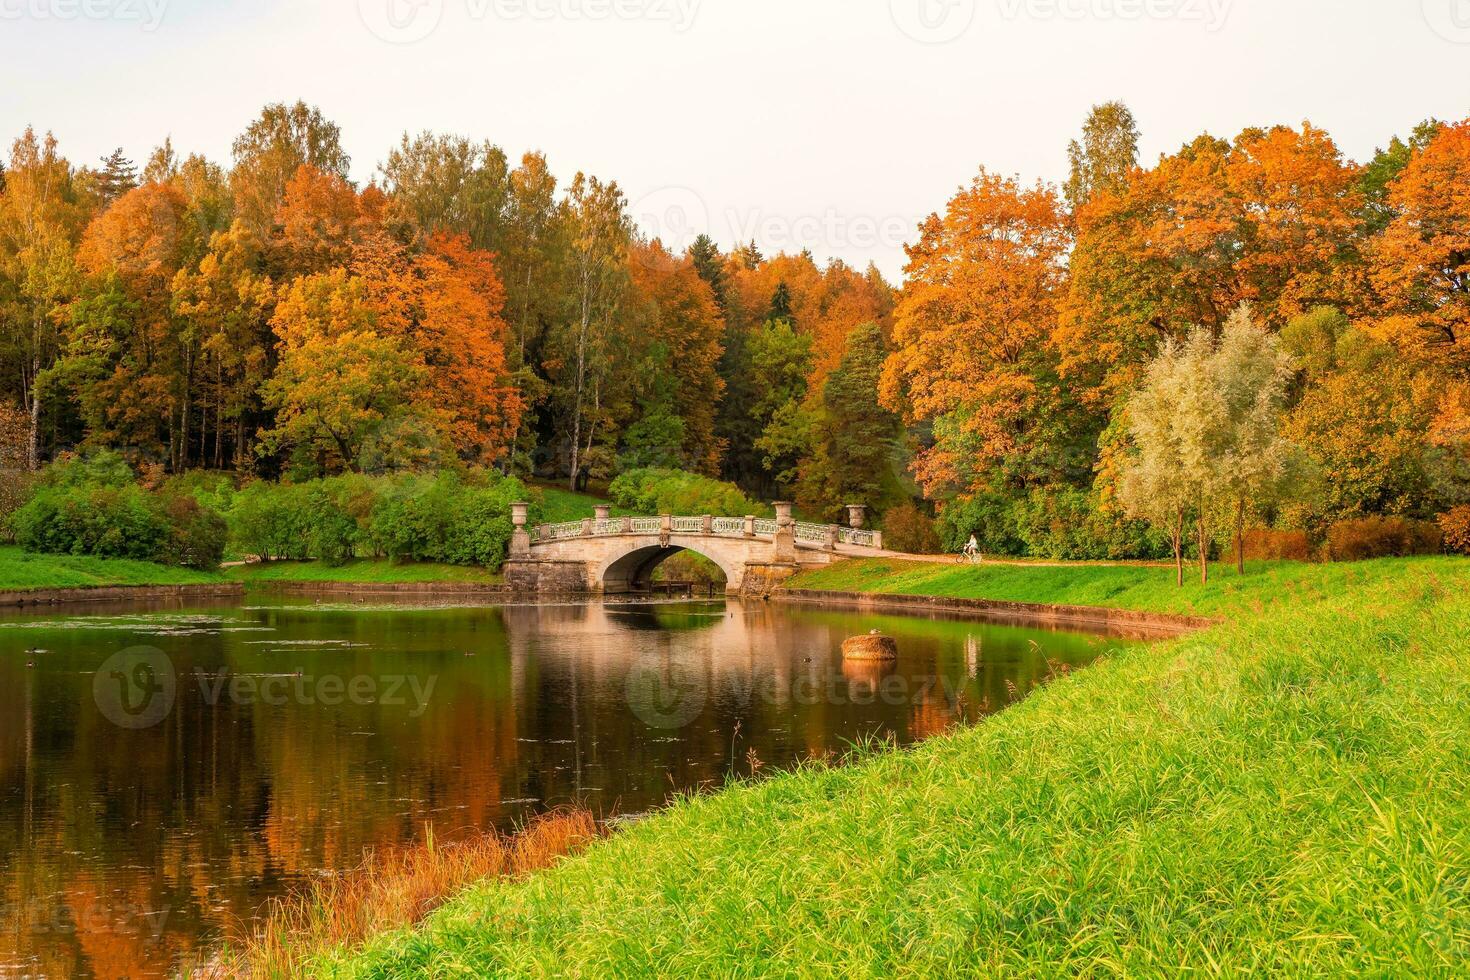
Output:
[
  {"xmin": 1, "ymin": 100, "xmax": 1468, "ymax": 560},
  {"xmin": 0, "ymin": 102, "xmax": 896, "ymax": 520}
]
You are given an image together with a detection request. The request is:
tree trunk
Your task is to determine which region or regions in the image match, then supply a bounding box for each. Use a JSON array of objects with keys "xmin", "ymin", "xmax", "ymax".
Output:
[
  {"xmin": 1197, "ymin": 511, "xmax": 1209, "ymax": 585},
  {"xmin": 1173, "ymin": 508, "xmax": 1185, "ymax": 588},
  {"xmin": 26, "ymin": 363, "xmax": 40, "ymax": 472},
  {"xmin": 567, "ymin": 266, "xmax": 591, "ymax": 492},
  {"xmin": 1235, "ymin": 497, "xmax": 1246, "ymax": 575}
]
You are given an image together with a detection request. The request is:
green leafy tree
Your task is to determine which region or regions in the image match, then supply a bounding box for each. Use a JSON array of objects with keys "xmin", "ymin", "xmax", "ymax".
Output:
[
  {"xmin": 1117, "ymin": 328, "xmax": 1224, "ymax": 585},
  {"xmin": 549, "ymin": 173, "xmax": 631, "ymax": 490},
  {"xmin": 1211, "ymin": 305, "xmax": 1297, "ymax": 573},
  {"xmin": 379, "ymin": 132, "xmax": 510, "ymax": 251},
  {"xmin": 747, "ymin": 318, "xmax": 812, "ymax": 496},
  {"xmin": 1065, "ymin": 101, "xmax": 1140, "ymax": 210},
  {"xmin": 794, "ymin": 322, "xmax": 903, "ymax": 518}
]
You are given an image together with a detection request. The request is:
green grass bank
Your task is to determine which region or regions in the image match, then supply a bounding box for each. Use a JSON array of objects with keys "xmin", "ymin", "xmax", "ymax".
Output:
[
  {"xmin": 322, "ymin": 554, "xmax": 1470, "ymax": 975},
  {"xmin": 227, "ymin": 559, "xmax": 502, "ymax": 586},
  {"xmin": 0, "ymin": 545, "xmax": 230, "ymax": 591},
  {"xmin": 787, "ymin": 555, "xmax": 1446, "ymax": 619}
]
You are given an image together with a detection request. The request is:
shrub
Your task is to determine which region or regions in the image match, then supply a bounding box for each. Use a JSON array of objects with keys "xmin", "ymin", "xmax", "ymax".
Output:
[
  {"xmin": 14, "ymin": 484, "xmax": 169, "ymax": 561},
  {"xmin": 1440, "ymin": 506, "xmax": 1470, "ymax": 555},
  {"xmin": 1240, "ymin": 527, "xmax": 1314, "ymax": 562},
  {"xmin": 1325, "ymin": 516, "xmax": 1443, "ymax": 562},
  {"xmin": 41, "ymin": 450, "xmax": 137, "ymax": 490},
  {"xmin": 881, "ymin": 503, "xmax": 941, "ymax": 554},
  {"xmin": 1012, "ymin": 488, "xmax": 1168, "ymax": 561},
  {"xmin": 158, "ymin": 494, "xmax": 229, "ymax": 569},
  {"xmin": 0, "ymin": 469, "xmax": 36, "ymax": 544},
  {"xmin": 230, "ymin": 470, "xmax": 531, "ymax": 571},
  {"xmin": 14, "ymin": 454, "xmax": 230, "ymax": 569},
  {"xmin": 230, "ymin": 482, "xmax": 315, "ymax": 561},
  {"xmin": 608, "ymin": 468, "xmax": 764, "ymax": 518},
  {"xmin": 935, "ymin": 493, "xmax": 1025, "ymax": 556}
]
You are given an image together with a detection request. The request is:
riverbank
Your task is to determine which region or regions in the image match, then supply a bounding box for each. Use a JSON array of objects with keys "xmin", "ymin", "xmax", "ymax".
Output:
[
  {"xmin": 785, "ymin": 555, "xmax": 1431, "ymax": 618},
  {"xmin": 323, "ymin": 554, "xmax": 1470, "ymax": 975},
  {"xmin": 228, "ymin": 559, "xmax": 503, "ymax": 587},
  {"xmin": 0, "ymin": 546, "xmax": 239, "ymax": 606}
]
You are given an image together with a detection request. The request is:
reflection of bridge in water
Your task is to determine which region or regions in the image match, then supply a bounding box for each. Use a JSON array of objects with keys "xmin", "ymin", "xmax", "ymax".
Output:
[{"xmin": 504, "ymin": 502, "xmax": 897, "ymax": 596}]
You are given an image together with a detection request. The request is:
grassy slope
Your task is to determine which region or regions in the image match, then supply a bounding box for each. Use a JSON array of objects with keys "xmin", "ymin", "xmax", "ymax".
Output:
[
  {"xmin": 786, "ymin": 555, "xmax": 1455, "ymax": 619},
  {"xmin": 0, "ymin": 546, "xmax": 229, "ymax": 590},
  {"xmin": 328, "ymin": 555, "xmax": 1470, "ymax": 976},
  {"xmin": 229, "ymin": 560, "xmax": 501, "ymax": 585},
  {"xmin": 531, "ymin": 484, "xmax": 626, "ymax": 525}
]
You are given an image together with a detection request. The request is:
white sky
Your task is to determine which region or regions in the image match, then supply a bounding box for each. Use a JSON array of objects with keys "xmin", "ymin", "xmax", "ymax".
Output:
[{"xmin": 1, "ymin": 0, "xmax": 1467, "ymax": 281}]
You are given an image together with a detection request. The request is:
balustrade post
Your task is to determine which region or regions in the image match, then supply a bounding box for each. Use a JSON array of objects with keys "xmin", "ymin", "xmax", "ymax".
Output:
[
  {"xmin": 825, "ymin": 524, "xmax": 839, "ymax": 551},
  {"xmin": 702, "ymin": 514, "xmax": 714, "ymax": 535},
  {"xmin": 510, "ymin": 502, "xmax": 531, "ymax": 558},
  {"xmin": 772, "ymin": 502, "xmax": 796, "ymax": 563},
  {"xmin": 660, "ymin": 514, "xmax": 672, "ymax": 548},
  {"xmin": 872, "ymin": 530, "xmax": 884, "ymax": 550},
  {"xmin": 744, "ymin": 515, "xmax": 756, "ymax": 538},
  {"xmin": 580, "ymin": 518, "xmax": 594, "ymax": 537},
  {"xmin": 622, "ymin": 516, "xmax": 633, "ymax": 533}
]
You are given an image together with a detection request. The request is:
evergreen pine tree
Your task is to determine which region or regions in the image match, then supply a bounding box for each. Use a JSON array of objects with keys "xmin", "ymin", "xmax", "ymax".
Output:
[{"xmin": 95, "ymin": 147, "xmax": 138, "ymax": 205}]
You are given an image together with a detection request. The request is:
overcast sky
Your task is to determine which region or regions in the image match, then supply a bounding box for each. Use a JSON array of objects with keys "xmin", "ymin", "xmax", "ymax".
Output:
[{"xmin": 1, "ymin": 0, "xmax": 1466, "ymax": 280}]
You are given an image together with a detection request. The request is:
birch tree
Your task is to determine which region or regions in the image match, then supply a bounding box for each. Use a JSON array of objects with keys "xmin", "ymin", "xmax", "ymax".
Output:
[
  {"xmin": 554, "ymin": 173, "xmax": 630, "ymax": 490},
  {"xmin": 1213, "ymin": 305, "xmax": 1296, "ymax": 574}
]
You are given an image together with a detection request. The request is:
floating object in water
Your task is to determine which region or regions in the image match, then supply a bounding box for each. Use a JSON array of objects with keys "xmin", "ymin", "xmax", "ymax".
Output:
[{"xmin": 842, "ymin": 634, "xmax": 898, "ymax": 661}]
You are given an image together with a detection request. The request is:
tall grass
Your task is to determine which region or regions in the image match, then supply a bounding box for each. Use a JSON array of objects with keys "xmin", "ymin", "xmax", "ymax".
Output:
[
  {"xmin": 323, "ymin": 558, "xmax": 1470, "ymax": 976},
  {"xmin": 208, "ymin": 810, "xmax": 598, "ymax": 978}
]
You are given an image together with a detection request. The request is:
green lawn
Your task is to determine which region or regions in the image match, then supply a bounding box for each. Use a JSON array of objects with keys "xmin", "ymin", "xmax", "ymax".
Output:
[
  {"xmin": 325, "ymin": 555, "xmax": 1470, "ymax": 976},
  {"xmin": 0, "ymin": 545, "xmax": 230, "ymax": 590},
  {"xmin": 788, "ymin": 555, "xmax": 1460, "ymax": 619},
  {"xmin": 229, "ymin": 559, "xmax": 502, "ymax": 585}
]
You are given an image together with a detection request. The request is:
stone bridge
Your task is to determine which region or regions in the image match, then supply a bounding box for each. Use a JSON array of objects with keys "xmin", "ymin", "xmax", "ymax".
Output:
[{"xmin": 503, "ymin": 502, "xmax": 892, "ymax": 596}]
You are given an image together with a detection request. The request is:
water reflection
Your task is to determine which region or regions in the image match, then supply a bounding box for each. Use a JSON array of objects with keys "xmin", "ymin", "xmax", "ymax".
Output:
[{"xmin": 0, "ymin": 597, "xmax": 1141, "ymax": 977}]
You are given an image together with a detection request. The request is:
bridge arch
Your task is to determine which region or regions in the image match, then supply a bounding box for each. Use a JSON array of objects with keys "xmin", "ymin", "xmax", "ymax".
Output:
[{"xmin": 598, "ymin": 541, "xmax": 746, "ymax": 594}]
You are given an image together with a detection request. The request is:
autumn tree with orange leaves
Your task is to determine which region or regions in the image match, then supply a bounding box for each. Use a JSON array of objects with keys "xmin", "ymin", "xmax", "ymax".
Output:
[
  {"xmin": 879, "ymin": 170, "xmax": 1073, "ymax": 496},
  {"xmin": 1058, "ymin": 124, "xmax": 1360, "ymax": 401},
  {"xmin": 1368, "ymin": 120, "xmax": 1470, "ymax": 376}
]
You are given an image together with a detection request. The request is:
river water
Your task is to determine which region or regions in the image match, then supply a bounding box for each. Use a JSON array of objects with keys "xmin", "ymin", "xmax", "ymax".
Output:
[{"xmin": 0, "ymin": 596, "xmax": 1142, "ymax": 977}]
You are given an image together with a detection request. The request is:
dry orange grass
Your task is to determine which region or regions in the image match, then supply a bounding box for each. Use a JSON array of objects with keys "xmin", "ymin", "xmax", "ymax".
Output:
[{"xmin": 201, "ymin": 809, "xmax": 600, "ymax": 979}]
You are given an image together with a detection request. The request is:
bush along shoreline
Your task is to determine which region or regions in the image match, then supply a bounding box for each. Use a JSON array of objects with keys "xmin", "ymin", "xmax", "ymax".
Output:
[{"xmin": 316, "ymin": 554, "xmax": 1470, "ymax": 977}]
